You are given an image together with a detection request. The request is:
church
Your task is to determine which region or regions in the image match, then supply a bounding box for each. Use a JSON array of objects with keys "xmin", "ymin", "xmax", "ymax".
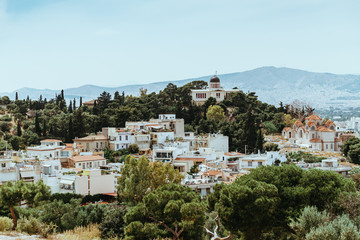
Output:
[
  {"xmin": 191, "ymin": 75, "xmax": 238, "ymax": 105},
  {"xmin": 282, "ymin": 115, "xmax": 341, "ymax": 152}
]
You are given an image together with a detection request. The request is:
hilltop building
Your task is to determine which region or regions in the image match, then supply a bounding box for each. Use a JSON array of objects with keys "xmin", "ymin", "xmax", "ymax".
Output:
[
  {"xmin": 282, "ymin": 115, "xmax": 340, "ymax": 151},
  {"xmin": 191, "ymin": 75, "xmax": 238, "ymax": 105}
]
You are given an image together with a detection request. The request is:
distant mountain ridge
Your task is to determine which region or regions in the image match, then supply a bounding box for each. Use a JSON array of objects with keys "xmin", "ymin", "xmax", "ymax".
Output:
[{"xmin": 2, "ymin": 66, "xmax": 360, "ymax": 109}]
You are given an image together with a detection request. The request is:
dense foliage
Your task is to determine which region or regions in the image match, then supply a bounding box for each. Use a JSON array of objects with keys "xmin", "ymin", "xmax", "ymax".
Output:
[{"xmin": 0, "ymin": 81, "xmax": 291, "ymax": 153}]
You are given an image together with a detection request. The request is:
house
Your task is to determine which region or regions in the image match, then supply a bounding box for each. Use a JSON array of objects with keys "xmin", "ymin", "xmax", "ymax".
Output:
[
  {"xmin": 0, "ymin": 158, "xmax": 17, "ymax": 184},
  {"xmin": 68, "ymin": 155, "xmax": 107, "ymax": 169},
  {"xmin": 102, "ymin": 127, "xmax": 134, "ymax": 151},
  {"xmin": 149, "ymin": 114, "xmax": 185, "ymax": 138},
  {"xmin": 27, "ymin": 139, "xmax": 65, "ymax": 159},
  {"xmin": 193, "ymin": 134, "xmax": 229, "ymax": 153},
  {"xmin": 73, "ymin": 134, "xmax": 109, "ymax": 152},
  {"xmin": 282, "ymin": 115, "xmax": 341, "ymax": 152},
  {"xmin": 241, "ymin": 151, "xmax": 287, "ymax": 170},
  {"xmin": 82, "ymin": 100, "xmax": 96, "ymax": 108},
  {"xmin": 191, "ymin": 75, "xmax": 239, "ymax": 105},
  {"xmin": 59, "ymin": 169, "xmax": 115, "ymax": 195}
]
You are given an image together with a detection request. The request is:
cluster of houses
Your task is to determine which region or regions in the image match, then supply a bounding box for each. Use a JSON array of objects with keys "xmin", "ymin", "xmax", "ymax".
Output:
[{"xmin": 0, "ymin": 76, "xmax": 354, "ymax": 197}]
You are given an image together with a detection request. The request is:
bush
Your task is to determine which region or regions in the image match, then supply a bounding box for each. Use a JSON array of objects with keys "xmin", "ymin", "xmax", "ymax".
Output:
[
  {"xmin": 0, "ymin": 216, "xmax": 12, "ymax": 231},
  {"xmin": 50, "ymin": 193, "xmax": 82, "ymax": 204},
  {"xmin": 16, "ymin": 217, "xmax": 40, "ymax": 235},
  {"xmin": 128, "ymin": 144, "xmax": 139, "ymax": 154}
]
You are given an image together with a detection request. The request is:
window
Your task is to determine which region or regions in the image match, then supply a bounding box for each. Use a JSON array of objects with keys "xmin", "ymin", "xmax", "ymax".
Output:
[
  {"xmin": 312, "ymin": 134, "xmax": 315, "ymax": 139},
  {"xmin": 326, "ymin": 144, "xmax": 328, "ymax": 150},
  {"xmin": 258, "ymin": 162, "xmax": 263, "ymax": 166},
  {"xmin": 248, "ymin": 161, "xmax": 252, "ymax": 167},
  {"xmin": 331, "ymin": 144, "xmax": 333, "ymax": 149},
  {"xmin": 1, "ymin": 163, "xmax": 6, "ymax": 168},
  {"xmin": 196, "ymin": 93, "xmax": 207, "ymax": 99},
  {"xmin": 96, "ymin": 142, "xmax": 99, "ymax": 148},
  {"xmin": 55, "ymin": 166, "xmax": 59, "ymax": 170},
  {"xmin": 216, "ymin": 93, "xmax": 221, "ymax": 98},
  {"xmin": 119, "ymin": 136, "xmax": 122, "ymax": 141},
  {"xmin": 126, "ymin": 135, "xmax": 128, "ymax": 141}
]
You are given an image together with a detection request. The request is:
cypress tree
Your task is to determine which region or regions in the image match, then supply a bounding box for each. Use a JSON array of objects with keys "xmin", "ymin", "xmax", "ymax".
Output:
[
  {"xmin": 68, "ymin": 116, "xmax": 74, "ymax": 142},
  {"xmin": 242, "ymin": 106, "xmax": 257, "ymax": 153},
  {"xmin": 73, "ymin": 98, "xmax": 76, "ymax": 110},
  {"xmin": 17, "ymin": 121, "xmax": 22, "ymax": 137},
  {"xmin": 80, "ymin": 97, "xmax": 82, "ymax": 107},
  {"xmin": 255, "ymin": 129, "xmax": 264, "ymax": 153},
  {"xmin": 35, "ymin": 112, "xmax": 41, "ymax": 136},
  {"xmin": 43, "ymin": 119, "xmax": 47, "ymax": 137},
  {"xmin": 15, "ymin": 92, "xmax": 18, "ymax": 101},
  {"xmin": 61, "ymin": 89, "xmax": 64, "ymax": 100},
  {"xmin": 68, "ymin": 100, "xmax": 73, "ymax": 113}
]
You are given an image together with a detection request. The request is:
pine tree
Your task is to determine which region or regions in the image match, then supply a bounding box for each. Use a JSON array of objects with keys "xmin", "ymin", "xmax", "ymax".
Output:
[
  {"xmin": 43, "ymin": 119, "xmax": 47, "ymax": 137},
  {"xmin": 35, "ymin": 112, "xmax": 41, "ymax": 136},
  {"xmin": 17, "ymin": 121, "xmax": 22, "ymax": 137}
]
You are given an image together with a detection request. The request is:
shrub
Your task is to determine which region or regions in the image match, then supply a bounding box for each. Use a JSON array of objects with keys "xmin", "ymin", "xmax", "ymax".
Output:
[
  {"xmin": 0, "ymin": 216, "xmax": 12, "ymax": 231},
  {"xmin": 16, "ymin": 217, "xmax": 40, "ymax": 235},
  {"xmin": 50, "ymin": 193, "xmax": 82, "ymax": 204}
]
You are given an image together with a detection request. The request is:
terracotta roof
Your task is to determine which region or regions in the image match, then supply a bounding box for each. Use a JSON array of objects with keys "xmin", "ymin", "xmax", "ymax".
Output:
[
  {"xmin": 317, "ymin": 126, "xmax": 334, "ymax": 132},
  {"xmin": 283, "ymin": 127, "xmax": 291, "ymax": 132},
  {"xmin": 83, "ymin": 100, "xmax": 96, "ymax": 105},
  {"xmin": 310, "ymin": 138, "xmax": 322, "ymax": 142},
  {"xmin": 294, "ymin": 120, "xmax": 303, "ymax": 127},
  {"xmin": 325, "ymin": 120, "xmax": 336, "ymax": 127},
  {"xmin": 70, "ymin": 155, "xmax": 106, "ymax": 162},
  {"xmin": 204, "ymin": 170, "xmax": 222, "ymax": 176},
  {"xmin": 175, "ymin": 157, "xmax": 206, "ymax": 161},
  {"xmin": 307, "ymin": 121, "xmax": 316, "ymax": 127},
  {"xmin": 41, "ymin": 139, "xmax": 62, "ymax": 142},
  {"xmin": 306, "ymin": 115, "xmax": 322, "ymax": 121},
  {"xmin": 224, "ymin": 152, "xmax": 245, "ymax": 156}
]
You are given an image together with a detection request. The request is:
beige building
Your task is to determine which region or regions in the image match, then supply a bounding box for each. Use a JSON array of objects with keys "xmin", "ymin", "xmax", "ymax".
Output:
[
  {"xmin": 191, "ymin": 75, "xmax": 238, "ymax": 105},
  {"xmin": 69, "ymin": 155, "xmax": 107, "ymax": 169},
  {"xmin": 73, "ymin": 134, "xmax": 109, "ymax": 152}
]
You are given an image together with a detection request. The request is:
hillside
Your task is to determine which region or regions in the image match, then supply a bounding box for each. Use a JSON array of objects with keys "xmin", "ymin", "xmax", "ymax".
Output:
[{"xmin": 2, "ymin": 66, "xmax": 360, "ymax": 109}]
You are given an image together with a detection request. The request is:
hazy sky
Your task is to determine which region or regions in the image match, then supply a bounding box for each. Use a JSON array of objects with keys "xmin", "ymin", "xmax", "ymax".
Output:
[{"xmin": 0, "ymin": 0, "xmax": 359, "ymax": 92}]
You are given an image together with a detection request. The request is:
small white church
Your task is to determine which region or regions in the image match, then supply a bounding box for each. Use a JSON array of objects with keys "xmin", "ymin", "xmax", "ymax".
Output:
[
  {"xmin": 282, "ymin": 115, "xmax": 341, "ymax": 152},
  {"xmin": 191, "ymin": 75, "xmax": 238, "ymax": 105}
]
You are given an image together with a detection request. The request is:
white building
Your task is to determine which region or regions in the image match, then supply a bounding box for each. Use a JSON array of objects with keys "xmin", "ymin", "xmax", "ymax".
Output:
[
  {"xmin": 27, "ymin": 139, "xmax": 65, "ymax": 159},
  {"xmin": 102, "ymin": 127, "xmax": 135, "ymax": 151},
  {"xmin": 240, "ymin": 151, "xmax": 287, "ymax": 170},
  {"xmin": 69, "ymin": 155, "xmax": 107, "ymax": 169},
  {"xmin": 191, "ymin": 75, "xmax": 239, "ymax": 105},
  {"xmin": 0, "ymin": 158, "xmax": 17, "ymax": 184},
  {"xmin": 59, "ymin": 169, "xmax": 115, "ymax": 195},
  {"xmin": 193, "ymin": 134, "xmax": 229, "ymax": 153}
]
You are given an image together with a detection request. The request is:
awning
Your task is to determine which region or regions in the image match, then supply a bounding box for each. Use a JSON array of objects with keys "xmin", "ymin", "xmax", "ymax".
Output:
[
  {"xmin": 20, "ymin": 171, "xmax": 35, "ymax": 178},
  {"xmin": 60, "ymin": 179, "xmax": 74, "ymax": 185},
  {"xmin": 173, "ymin": 163, "xmax": 187, "ymax": 167}
]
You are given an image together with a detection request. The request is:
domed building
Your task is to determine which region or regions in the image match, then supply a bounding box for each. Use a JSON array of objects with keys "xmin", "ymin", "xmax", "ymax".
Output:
[
  {"xmin": 191, "ymin": 74, "xmax": 239, "ymax": 105},
  {"xmin": 282, "ymin": 115, "xmax": 341, "ymax": 152}
]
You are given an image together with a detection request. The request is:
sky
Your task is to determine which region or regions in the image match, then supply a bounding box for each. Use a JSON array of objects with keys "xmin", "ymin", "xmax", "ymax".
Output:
[{"xmin": 0, "ymin": 0, "xmax": 359, "ymax": 92}]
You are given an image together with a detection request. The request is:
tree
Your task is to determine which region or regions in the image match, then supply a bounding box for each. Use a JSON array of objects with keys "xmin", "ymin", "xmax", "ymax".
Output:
[
  {"xmin": 125, "ymin": 184, "xmax": 206, "ymax": 240},
  {"xmin": 206, "ymin": 105, "xmax": 226, "ymax": 123},
  {"xmin": 150, "ymin": 162, "xmax": 183, "ymax": 190},
  {"xmin": 17, "ymin": 121, "xmax": 22, "ymax": 137},
  {"xmin": 42, "ymin": 119, "xmax": 47, "ymax": 137},
  {"xmin": 117, "ymin": 156, "xmax": 152, "ymax": 204},
  {"xmin": 97, "ymin": 91, "xmax": 111, "ymax": 113},
  {"xmin": 35, "ymin": 111, "xmax": 41, "ymax": 136},
  {"xmin": 265, "ymin": 143, "xmax": 280, "ymax": 152},
  {"xmin": 15, "ymin": 92, "xmax": 18, "ymax": 101},
  {"xmin": 67, "ymin": 116, "xmax": 74, "ymax": 143},
  {"xmin": 348, "ymin": 143, "xmax": 360, "ymax": 164},
  {"xmin": 0, "ymin": 180, "xmax": 51, "ymax": 230},
  {"xmin": 117, "ymin": 156, "xmax": 183, "ymax": 205},
  {"xmin": 128, "ymin": 143, "xmax": 139, "ymax": 154},
  {"xmin": 73, "ymin": 108, "xmax": 85, "ymax": 137},
  {"xmin": 341, "ymin": 137, "xmax": 360, "ymax": 158},
  {"xmin": 99, "ymin": 206, "xmax": 126, "ymax": 239},
  {"xmin": 9, "ymin": 136, "xmax": 21, "ymax": 150},
  {"xmin": 216, "ymin": 178, "xmax": 280, "ymax": 239},
  {"xmin": 79, "ymin": 97, "xmax": 82, "ymax": 107},
  {"xmin": 255, "ymin": 129, "xmax": 264, "ymax": 153}
]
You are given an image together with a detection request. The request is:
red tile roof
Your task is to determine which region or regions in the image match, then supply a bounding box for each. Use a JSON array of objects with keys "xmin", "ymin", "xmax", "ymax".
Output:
[{"xmin": 70, "ymin": 155, "xmax": 106, "ymax": 162}]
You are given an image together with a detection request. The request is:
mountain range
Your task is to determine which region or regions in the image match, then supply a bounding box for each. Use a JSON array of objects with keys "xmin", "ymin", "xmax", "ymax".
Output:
[{"xmin": 2, "ymin": 66, "xmax": 360, "ymax": 109}]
